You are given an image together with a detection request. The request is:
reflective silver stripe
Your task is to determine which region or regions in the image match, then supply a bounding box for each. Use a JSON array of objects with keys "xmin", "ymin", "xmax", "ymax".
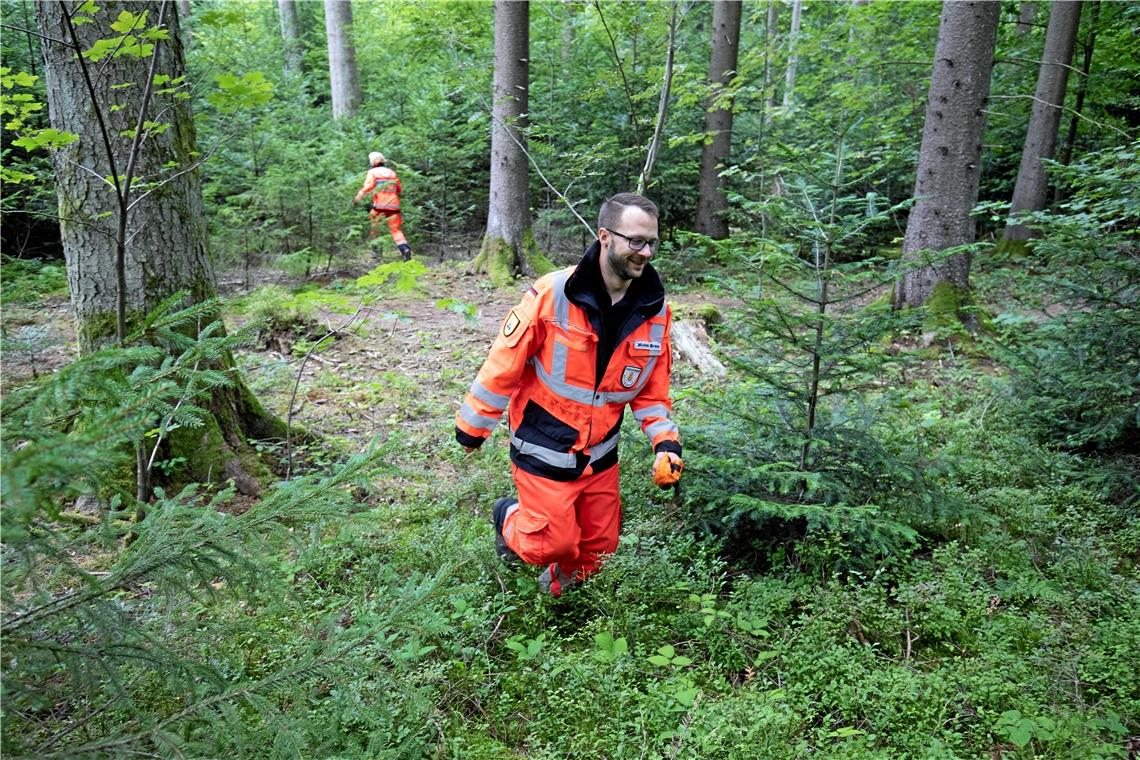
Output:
[
  {"xmin": 551, "ymin": 270, "xmax": 572, "ymax": 327},
  {"xmin": 532, "ymin": 356, "xmax": 600, "ymax": 405},
  {"xmin": 588, "ymin": 430, "xmax": 620, "ymax": 461},
  {"xmin": 510, "ymin": 434, "xmax": 578, "ymax": 469},
  {"xmin": 510, "ymin": 428, "xmax": 621, "ymax": 470},
  {"xmin": 470, "ymin": 379, "xmax": 509, "ymax": 410},
  {"xmin": 633, "ymin": 404, "xmax": 670, "ymax": 422},
  {"xmin": 460, "ymin": 403, "xmax": 501, "ymax": 432},
  {"xmin": 644, "ymin": 418, "xmax": 679, "ymax": 440}
]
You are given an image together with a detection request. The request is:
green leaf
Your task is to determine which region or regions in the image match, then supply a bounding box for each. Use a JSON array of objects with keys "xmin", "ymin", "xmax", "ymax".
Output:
[
  {"xmin": 11, "ymin": 128, "xmax": 79, "ymax": 151},
  {"xmin": 110, "ymin": 9, "xmax": 145, "ymax": 34},
  {"xmin": 657, "ymin": 645, "xmax": 675, "ymax": 658},
  {"xmin": 647, "ymin": 655, "xmax": 671, "ymax": 667}
]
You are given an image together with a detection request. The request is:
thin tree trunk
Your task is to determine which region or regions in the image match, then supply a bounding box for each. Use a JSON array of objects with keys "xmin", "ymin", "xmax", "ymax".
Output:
[
  {"xmin": 1055, "ymin": 1, "xmax": 1099, "ymax": 205},
  {"xmin": 324, "ymin": 0, "xmax": 360, "ymax": 119},
  {"xmin": 782, "ymin": 0, "xmax": 803, "ymax": 109},
  {"xmin": 475, "ymin": 0, "xmax": 543, "ymax": 285},
  {"xmin": 1015, "ymin": 1, "xmax": 1036, "ymax": 35},
  {"xmin": 894, "ymin": 1, "xmax": 1000, "ymax": 311},
  {"xmin": 764, "ymin": 0, "xmax": 779, "ymax": 111},
  {"xmin": 279, "ymin": 0, "xmax": 304, "ymax": 77},
  {"xmin": 1004, "ymin": 0, "xmax": 1082, "ymax": 243},
  {"xmin": 637, "ymin": 0, "xmax": 679, "ymax": 194},
  {"xmin": 695, "ymin": 0, "xmax": 742, "ymax": 239}
]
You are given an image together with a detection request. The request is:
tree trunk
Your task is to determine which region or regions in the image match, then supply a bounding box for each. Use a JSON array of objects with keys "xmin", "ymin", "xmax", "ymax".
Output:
[
  {"xmin": 279, "ymin": 0, "xmax": 304, "ymax": 78},
  {"xmin": 324, "ymin": 0, "xmax": 360, "ymax": 119},
  {"xmin": 1003, "ymin": 0, "xmax": 1082, "ymax": 243},
  {"xmin": 1055, "ymin": 1, "xmax": 1099, "ymax": 204},
  {"xmin": 36, "ymin": 0, "xmax": 284, "ymax": 495},
  {"xmin": 894, "ymin": 0, "xmax": 1000, "ymax": 312},
  {"xmin": 475, "ymin": 0, "xmax": 550, "ymax": 286},
  {"xmin": 1015, "ymin": 1, "xmax": 1036, "ymax": 34},
  {"xmin": 764, "ymin": 0, "xmax": 779, "ymax": 112},
  {"xmin": 694, "ymin": 0, "xmax": 742, "ymax": 239},
  {"xmin": 782, "ymin": 0, "xmax": 803, "ymax": 109}
]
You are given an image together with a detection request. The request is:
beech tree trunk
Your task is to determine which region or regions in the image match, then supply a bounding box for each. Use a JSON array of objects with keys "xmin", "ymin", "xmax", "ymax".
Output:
[
  {"xmin": 894, "ymin": 0, "xmax": 1000, "ymax": 311},
  {"xmin": 782, "ymin": 0, "xmax": 803, "ymax": 109},
  {"xmin": 1003, "ymin": 0, "xmax": 1082, "ymax": 243},
  {"xmin": 1055, "ymin": 1, "xmax": 1099, "ymax": 204},
  {"xmin": 36, "ymin": 0, "xmax": 283, "ymax": 495},
  {"xmin": 475, "ymin": 0, "xmax": 549, "ymax": 286},
  {"xmin": 324, "ymin": 0, "xmax": 360, "ymax": 119},
  {"xmin": 279, "ymin": 0, "xmax": 304, "ymax": 78},
  {"xmin": 694, "ymin": 0, "xmax": 742, "ymax": 239}
]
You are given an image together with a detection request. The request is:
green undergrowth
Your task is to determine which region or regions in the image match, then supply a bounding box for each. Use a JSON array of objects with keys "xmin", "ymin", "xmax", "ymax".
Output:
[{"xmin": 4, "ymin": 267, "xmax": 1137, "ymax": 757}]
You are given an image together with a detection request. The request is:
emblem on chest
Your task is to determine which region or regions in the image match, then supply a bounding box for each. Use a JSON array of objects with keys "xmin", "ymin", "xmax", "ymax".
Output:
[{"xmin": 621, "ymin": 365, "xmax": 642, "ymax": 388}]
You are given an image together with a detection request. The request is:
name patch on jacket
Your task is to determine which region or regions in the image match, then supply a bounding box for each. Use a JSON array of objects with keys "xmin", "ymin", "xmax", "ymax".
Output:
[
  {"xmin": 633, "ymin": 340, "xmax": 661, "ymax": 353},
  {"xmin": 621, "ymin": 365, "xmax": 642, "ymax": 388}
]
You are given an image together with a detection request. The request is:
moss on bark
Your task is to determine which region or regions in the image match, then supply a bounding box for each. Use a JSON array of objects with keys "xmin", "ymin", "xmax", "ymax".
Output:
[{"xmin": 474, "ymin": 230, "xmax": 555, "ymax": 288}]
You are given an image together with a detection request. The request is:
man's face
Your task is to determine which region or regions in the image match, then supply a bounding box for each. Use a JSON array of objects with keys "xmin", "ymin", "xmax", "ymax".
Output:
[{"xmin": 601, "ymin": 207, "xmax": 659, "ymax": 282}]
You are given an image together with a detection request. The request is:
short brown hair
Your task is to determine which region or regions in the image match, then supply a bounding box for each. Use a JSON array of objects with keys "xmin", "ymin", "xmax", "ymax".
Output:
[{"xmin": 598, "ymin": 193, "xmax": 658, "ymax": 231}]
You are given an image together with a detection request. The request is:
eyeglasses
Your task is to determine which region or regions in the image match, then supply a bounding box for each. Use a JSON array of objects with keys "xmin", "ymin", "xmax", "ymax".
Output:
[{"xmin": 604, "ymin": 228, "xmax": 660, "ymax": 253}]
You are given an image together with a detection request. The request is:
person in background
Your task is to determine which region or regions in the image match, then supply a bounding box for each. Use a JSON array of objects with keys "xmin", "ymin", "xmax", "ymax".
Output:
[
  {"xmin": 455, "ymin": 193, "xmax": 683, "ymax": 596},
  {"xmin": 354, "ymin": 151, "xmax": 412, "ymax": 261}
]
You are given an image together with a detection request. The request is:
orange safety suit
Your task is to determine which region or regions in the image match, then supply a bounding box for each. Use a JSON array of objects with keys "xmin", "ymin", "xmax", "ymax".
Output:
[
  {"xmin": 355, "ymin": 164, "xmax": 407, "ymax": 248},
  {"xmin": 455, "ymin": 241, "xmax": 681, "ymax": 584}
]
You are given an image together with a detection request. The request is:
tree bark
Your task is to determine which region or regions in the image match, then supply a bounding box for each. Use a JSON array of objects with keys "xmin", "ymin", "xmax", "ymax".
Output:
[
  {"xmin": 1015, "ymin": 1, "xmax": 1036, "ymax": 35},
  {"xmin": 475, "ymin": 0, "xmax": 550, "ymax": 286},
  {"xmin": 694, "ymin": 0, "xmax": 742, "ymax": 239},
  {"xmin": 323, "ymin": 0, "xmax": 360, "ymax": 119},
  {"xmin": 36, "ymin": 0, "xmax": 284, "ymax": 495},
  {"xmin": 1055, "ymin": 1, "xmax": 1099, "ymax": 204},
  {"xmin": 764, "ymin": 0, "xmax": 779, "ymax": 112},
  {"xmin": 279, "ymin": 0, "xmax": 304, "ymax": 78},
  {"xmin": 1004, "ymin": 0, "xmax": 1083, "ymax": 242},
  {"xmin": 782, "ymin": 0, "xmax": 803, "ymax": 109},
  {"xmin": 894, "ymin": 0, "xmax": 1000, "ymax": 311}
]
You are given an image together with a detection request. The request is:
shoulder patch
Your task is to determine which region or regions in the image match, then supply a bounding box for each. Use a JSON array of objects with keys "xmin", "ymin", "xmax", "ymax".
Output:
[{"xmin": 502, "ymin": 310, "xmax": 522, "ymax": 338}]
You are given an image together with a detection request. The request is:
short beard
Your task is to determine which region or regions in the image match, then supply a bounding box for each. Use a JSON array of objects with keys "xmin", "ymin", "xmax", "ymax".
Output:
[{"xmin": 605, "ymin": 240, "xmax": 636, "ymax": 281}]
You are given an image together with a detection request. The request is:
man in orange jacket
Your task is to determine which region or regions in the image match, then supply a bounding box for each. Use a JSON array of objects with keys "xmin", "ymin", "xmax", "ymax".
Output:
[
  {"xmin": 354, "ymin": 151, "xmax": 412, "ymax": 261},
  {"xmin": 455, "ymin": 193, "xmax": 683, "ymax": 596}
]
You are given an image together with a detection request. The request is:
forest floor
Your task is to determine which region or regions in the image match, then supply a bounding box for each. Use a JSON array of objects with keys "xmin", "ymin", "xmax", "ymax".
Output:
[{"xmin": 1, "ymin": 248, "xmax": 741, "ymax": 483}]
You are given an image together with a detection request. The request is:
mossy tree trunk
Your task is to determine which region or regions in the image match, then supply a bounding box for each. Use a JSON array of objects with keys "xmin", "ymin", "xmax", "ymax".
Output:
[
  {"xmin": 894, "ymin": 1, "xmax": 1000, "ymax": 314},
  {"xmin": 36, "ymin": 1, "xmax": 284, "ymax": 499},
  {"xmin": 474, "ymin": 0, "xmax": 553, "ymax": 287}
]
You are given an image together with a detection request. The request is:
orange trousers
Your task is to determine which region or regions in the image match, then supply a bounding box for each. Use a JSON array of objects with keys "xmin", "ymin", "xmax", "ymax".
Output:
[
  {"xmin": 502, "ymin": 463, "xmax": 622, "ymax": 580},
  {"xmin": 370, "ymin": 208, "xmax": 407, "ymax": 247}
]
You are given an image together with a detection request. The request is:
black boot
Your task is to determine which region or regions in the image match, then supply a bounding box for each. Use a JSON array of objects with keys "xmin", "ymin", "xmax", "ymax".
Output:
[
  {"xmin": 492, "ymin": 497, "xmax": 521, "ymax": 566},
  {"xmin": 398, "ymin": 243, "xmax": 412, "ymax": 261}
]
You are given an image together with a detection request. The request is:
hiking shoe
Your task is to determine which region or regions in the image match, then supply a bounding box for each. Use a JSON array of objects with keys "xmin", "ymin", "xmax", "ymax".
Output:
[
  {"xmin": 538, "ymin": 563, "xmax": 577, "ymax": 598},
  {"xmin": 398, "ymin": 243, "xmax": 412, "ymax": 261},
  {"xmin": 492, "ymin": 497, "xmax": 520, "ymax": 566}
]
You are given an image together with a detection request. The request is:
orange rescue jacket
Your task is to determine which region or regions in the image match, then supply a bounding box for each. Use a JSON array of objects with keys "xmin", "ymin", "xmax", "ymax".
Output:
[
  {"xmin": 358, "ymin": 165, "xmax": 401, "ymax": 210},
  {"xmin": 456, "ymin": 242, "xmax": 681, "ymax": 481}
]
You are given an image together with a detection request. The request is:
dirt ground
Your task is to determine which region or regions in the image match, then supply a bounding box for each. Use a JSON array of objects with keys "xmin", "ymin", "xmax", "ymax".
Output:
[{"xmin": 0, "ymin": 254, "xmax": 734, "ymax": 458}]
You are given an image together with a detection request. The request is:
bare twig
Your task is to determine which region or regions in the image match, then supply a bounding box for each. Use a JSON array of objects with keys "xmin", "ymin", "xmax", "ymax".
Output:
[{"xmin": 638, "ymin": 0, "xmax": 679, "ymax": 194}]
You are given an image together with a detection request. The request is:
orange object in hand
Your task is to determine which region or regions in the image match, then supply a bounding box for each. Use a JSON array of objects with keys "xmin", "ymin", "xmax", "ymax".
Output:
[{"xmin": 653, "ymin": 452, "xmax": 684, "ymax": 489}]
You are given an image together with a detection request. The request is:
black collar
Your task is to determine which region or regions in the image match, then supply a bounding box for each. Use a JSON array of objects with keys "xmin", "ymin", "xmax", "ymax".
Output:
[{"xmin": 565, "ymin": 240, "xmax": 665, "ymax": 318}]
